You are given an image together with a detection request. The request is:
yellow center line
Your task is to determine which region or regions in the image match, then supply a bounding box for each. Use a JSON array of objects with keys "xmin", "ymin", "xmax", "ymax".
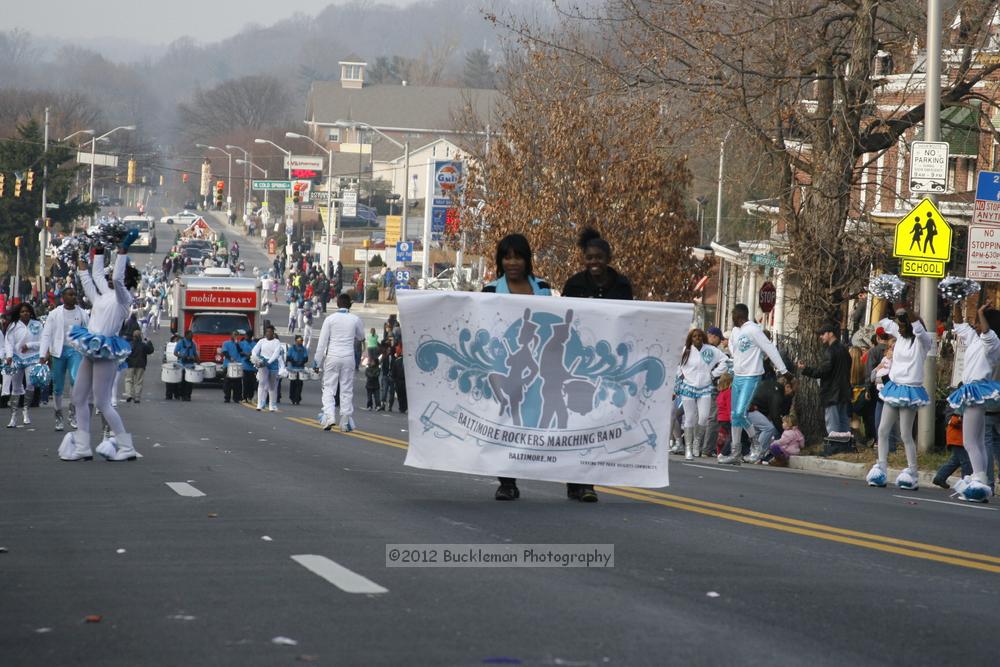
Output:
[
  {"xmin": 286, "ymin": 416, "xmax": 408, "ymax": 450},
  {"xmin": 278, "ymin": 416, "xmax": 1000, "ymax": 574},
  {"xmin": 615, "ymin": 486, "xmax": 1000, "ymax": 566},
  {"xmin": 599, "ymin": 487, "xmax": 1000, "ymax": 574}
]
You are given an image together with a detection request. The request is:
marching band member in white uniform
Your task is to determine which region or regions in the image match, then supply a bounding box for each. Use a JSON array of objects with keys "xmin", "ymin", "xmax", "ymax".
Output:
[
  {"xmin": 251, "ymin": 325, "xmax": 283, "ymax": 412},
  {"xmin": 675, "ymin": 328, "xmax": 729, "ymax": 460},
  {"xmin": 946, "ymin": 301, "xmax": 1000, "ymax": 502},
  {"xmin": 4, "ymin": 303, "xmax": 43, "ymax": 428},
  {"xmin": 315, "ymin": 293, "xmax": 365, "ymax": 432},
  {"xmin": 40, "ymin": 287, "xmax": 88, "ymax": 432},
  {"xmin": 59, "ymin": 240, "xmax": 140, "ymax": 462}
]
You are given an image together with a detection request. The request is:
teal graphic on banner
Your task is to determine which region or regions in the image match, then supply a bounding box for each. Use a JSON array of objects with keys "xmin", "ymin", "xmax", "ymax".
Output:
[{"xmin": 414, "ymin": 307, "xmax": 666, "ymax": 454}]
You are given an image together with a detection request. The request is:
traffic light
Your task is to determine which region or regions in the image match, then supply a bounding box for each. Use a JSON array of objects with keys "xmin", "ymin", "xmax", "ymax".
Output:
[
  {"xmin": 182, "ymin": 172, "xmax": 190, "ymax": 183},
  {"xmin": 14, "ymin": 236, "xmax": 22, "ymax": 247},
  {"xmin": 159, "ymin": 174, "xmax": 165, "ymax": 186},
  {"xmin": 292, "ymin": 182, "xmax": 301, "ymax": 205},
  {"xmin": 0, "ymin": 173, "xmax": 5, "ymax": 197},
  {"xmin": 26, "ymin": 170, "xmax": 34, "ymax": 192},
  {"xmin": 215, "ymin": 180, "xmax": 225, "ymax": 207},
  {"xmin": 127, "ymin": 159, "xmax": 136, "ymax": 185},
  {"xmin": 14, "ymin": 177, "xmax": 21, "ymax": 198}
]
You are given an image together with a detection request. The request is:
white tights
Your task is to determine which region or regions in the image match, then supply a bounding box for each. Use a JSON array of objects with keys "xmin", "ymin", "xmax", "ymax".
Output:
[
  {"xmin": 73, "ymin": 358, "xmax": 126, "ymax": 437},
  {"xmin": 877, "ymin": 405, "xmax": 917, "ymax": 471},
  {"xmin": 961, "ymin": 405, "xmax": 990, "ymax": 477}
]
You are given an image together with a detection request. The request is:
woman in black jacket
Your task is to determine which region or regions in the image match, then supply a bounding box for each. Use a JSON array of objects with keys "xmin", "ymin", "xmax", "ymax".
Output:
[
  {"xmin": 560, "ymin": 228, "xmax": 635, "ymax": 502},
  {"xmin": 561, "ymin": 228, "xmax": 634, "ymax": 301}
]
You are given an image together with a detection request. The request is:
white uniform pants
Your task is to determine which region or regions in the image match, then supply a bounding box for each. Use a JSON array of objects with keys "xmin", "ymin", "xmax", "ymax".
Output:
[
  {"xmin": 257, "ymin": 367, "xmax": 279, "ymax": 409},
  {"xmin": 681, "ymin": 395, "xmax": 713, "ymax": 429},
  {"xmin": 322, "ymin": 356, "xmax": 356, "ymax": 421}
]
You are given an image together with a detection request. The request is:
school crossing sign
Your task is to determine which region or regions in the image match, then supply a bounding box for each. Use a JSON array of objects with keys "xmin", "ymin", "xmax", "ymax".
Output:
[{"xmin": 892, "ymin": 198, "xmax": 952, "ymax": 277}]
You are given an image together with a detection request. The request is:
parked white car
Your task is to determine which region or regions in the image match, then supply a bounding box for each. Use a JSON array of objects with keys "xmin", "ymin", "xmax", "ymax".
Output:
[
  {"xmin": 160, "ymin": 210, "xmax": 200, "ymax": 226},
  {"xmin": 417, "ymin": 266, "xmax": 475, "ymax": 291}
]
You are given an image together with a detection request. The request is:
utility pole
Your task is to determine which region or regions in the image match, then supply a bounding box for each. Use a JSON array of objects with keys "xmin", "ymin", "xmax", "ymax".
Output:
[
  {"xmin": 918, "ymin": 0, "xmax": 942, "ymax": 453},
  {"xmin": 39, "ymin": 107, "xmax": 49, "ymax": 291},
  {"xmin": 715, "ymin": 128, "xmax": 733, "ymax": 243}
]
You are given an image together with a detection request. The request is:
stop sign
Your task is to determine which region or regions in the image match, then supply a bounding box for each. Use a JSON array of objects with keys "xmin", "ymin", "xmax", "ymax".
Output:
[{"xmin": 758, "ymin": 281, "xmax": 777, "ymax": 313}]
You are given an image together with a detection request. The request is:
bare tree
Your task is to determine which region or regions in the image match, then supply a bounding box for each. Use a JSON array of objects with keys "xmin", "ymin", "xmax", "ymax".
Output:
[{"xmin": 177, "ymin": 76, "xmax": 292, "ymax": 145}]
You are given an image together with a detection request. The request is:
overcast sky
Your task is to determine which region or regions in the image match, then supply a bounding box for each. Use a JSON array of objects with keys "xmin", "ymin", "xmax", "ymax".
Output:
[{"xmin": 7, "ymin": 0, "xmax": 419, "ymax": 45}]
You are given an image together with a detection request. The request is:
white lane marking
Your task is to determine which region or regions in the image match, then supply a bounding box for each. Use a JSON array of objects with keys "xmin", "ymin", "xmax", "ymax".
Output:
[
  {"xmin": 891, "ymin": 494, "xmax": 997, "ymax": 511},
  {"xmin": 165, "ymin": 482, "xmax": 206, "ymax": 497},
  {"xmin": 681, "ymin": 463, "xmax": 739, "ymax": 473},
  {"xmin": 291, "ymin": 554, "xmax": 388, "ymax": 594}
]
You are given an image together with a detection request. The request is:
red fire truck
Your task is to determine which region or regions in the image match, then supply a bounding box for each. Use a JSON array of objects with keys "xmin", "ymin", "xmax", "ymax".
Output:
[{"xmin": 171, "ymin": 276, "xmax": 263, "ymax": 379}]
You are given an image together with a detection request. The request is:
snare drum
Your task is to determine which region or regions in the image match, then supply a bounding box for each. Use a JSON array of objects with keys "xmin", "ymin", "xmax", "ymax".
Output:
[
  {"xmin": 287, "ymin": 371, "xmax": 300, "ymax": 381},
  {"xmin": 161, "ymin": 362, "xmax": 183, "ymax": 384},
  {"xmin": 226, "ymin": 364, "xmax": 243, "ymax": 379},
  {"xmin": 185, "ymin": 365, "xmax": 205, "ymax": 384},
  {"xmin": 200, "ymin": 362, "xmax": 217, "ymax": 379},
  {"xmin": 306, "ymin": 367, "xmax": 321, "ymax": 382}
]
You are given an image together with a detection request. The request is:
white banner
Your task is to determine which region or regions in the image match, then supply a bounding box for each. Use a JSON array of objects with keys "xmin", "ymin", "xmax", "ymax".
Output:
[{"xmin": 397, "ymin": 291, "xmax": 692, "ymax": 487}]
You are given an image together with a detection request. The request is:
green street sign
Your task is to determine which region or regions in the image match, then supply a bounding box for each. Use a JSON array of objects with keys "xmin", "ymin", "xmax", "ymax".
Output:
[
  {"xmin": 751, "ymin": 253, "xmax": 785, "ymax": 269},
  {"xmin": 251, "ymin": 180, "xmax": 292, "ymax": 191}
]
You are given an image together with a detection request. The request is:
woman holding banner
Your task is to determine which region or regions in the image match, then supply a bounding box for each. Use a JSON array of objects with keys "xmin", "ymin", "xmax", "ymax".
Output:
[
  {"xmin": 483, "ymin": 233, "xmax": 553, "ymax": 501},
  {"xmin": 561, "ymin": 228, "xmax": 636, "ymax": 501}
]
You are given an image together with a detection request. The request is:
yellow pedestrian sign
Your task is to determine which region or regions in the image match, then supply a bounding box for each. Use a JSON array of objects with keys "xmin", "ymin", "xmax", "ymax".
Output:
[{"xmin": 893, "ymin": 198, "xmax": 952, "ymax": 262}]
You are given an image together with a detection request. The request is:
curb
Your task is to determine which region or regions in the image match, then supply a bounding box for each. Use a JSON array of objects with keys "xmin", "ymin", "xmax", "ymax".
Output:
[{"xmin": 787, "ymin": 455, "xmax": 962, "ymax": 489}]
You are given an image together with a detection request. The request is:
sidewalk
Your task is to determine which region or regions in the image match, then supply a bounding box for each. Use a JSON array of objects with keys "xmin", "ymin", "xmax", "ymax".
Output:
[{"xmin": 787, "ymin": 455, "xmax": 966, "ymax": 489}]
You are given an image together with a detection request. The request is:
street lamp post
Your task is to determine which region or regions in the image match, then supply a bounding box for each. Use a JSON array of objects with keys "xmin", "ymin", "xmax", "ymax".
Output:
[
  {"xmin": 715, "ymin": 127, "xmax": 733, "ymax": 243},
  {"xmin": 254, "ymin": 139, "xmax": 293, "ymax": 257},
  {"xmin": 332, "ymin": 119, "xmax": 409, "ymax": 259},
  {"xmin": 226, "ymin": 144, "xmax": 251, "ymax": 218},
  {"xmin": 285, "ymin": 131, "xmax": 337, "ymax": 275},
  {"xmin": 89, "ymin": 125, "xmax": 135, "ymax": 223},
  {"xmin": 236, "ymin": 158, "xmax": 269, "ymax": 209},
  {"xmin": 59, "ymin": 129, "xmax": 95, "ymax": 236},
  {"xmin": 196, "ymin": 144, "xmax": 232, "ymax": 214}
]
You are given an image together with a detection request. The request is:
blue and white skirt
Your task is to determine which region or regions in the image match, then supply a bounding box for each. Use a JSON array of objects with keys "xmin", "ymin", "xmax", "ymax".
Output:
[
  {"xmin": 947, "ymin": 380, "xmax": 1000, "ymax": 413},
  {"xmin": 68, "ymin": 325, "xmax": 132, "ymax": 362},
  {"xmin": 12, "ymin": 353, "xmax": 40, "ymax": 369},
  {"xmin": 675, "ymin": 378, "xmax": 713, "ymax": 399},
  {"xmin": 879, "ymin": 380, "xmax": 930, "ymax": 408}
]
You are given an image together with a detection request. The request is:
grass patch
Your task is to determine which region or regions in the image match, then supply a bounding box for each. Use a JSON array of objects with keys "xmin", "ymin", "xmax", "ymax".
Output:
[{"xmin": 801, "ymin": 441, "xmax": 952, "ymax": 471}]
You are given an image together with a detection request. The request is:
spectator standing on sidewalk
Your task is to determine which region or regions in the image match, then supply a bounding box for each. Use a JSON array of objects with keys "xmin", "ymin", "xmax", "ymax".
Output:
[
  {"xmin": 798, "ymin": 323, "xmax": 853, "ymax": 438},
  {"xmin": 123, "ymin": 329, "xmax": 154, "ymax": 404},
  {"xmin": 932, "ymin": 413, "xmax": 971, "ymax": 489}
]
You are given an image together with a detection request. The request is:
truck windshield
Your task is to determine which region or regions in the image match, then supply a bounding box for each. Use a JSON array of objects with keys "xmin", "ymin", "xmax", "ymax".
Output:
[
  {"xmin": 125, "ymin": 220, "xmax": 150, "ymax": 231},
  {"xmin": 190, "ymin": 314, "xmax": 251, "ymax": 335}
]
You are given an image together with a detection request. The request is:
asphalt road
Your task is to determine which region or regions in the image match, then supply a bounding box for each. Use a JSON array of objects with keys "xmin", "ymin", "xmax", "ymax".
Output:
[{"xmin": 1, "ymin": 200, "xmax": 998, "ymax": 666}]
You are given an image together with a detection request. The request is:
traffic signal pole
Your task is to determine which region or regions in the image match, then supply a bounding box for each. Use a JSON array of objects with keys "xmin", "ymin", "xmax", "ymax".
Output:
[{"xmin": 918, "ymin": 0, "xmax": 942, "ymax": 453}]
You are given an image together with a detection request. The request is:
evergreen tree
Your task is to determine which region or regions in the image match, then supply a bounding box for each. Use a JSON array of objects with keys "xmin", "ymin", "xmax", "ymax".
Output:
[{"xmin": 463, "ymin": 49, "xmax": 495, "ymax": 89}]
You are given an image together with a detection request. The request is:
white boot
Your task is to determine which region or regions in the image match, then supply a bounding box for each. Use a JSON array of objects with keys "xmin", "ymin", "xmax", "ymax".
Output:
[
  {"xmin": 691, "ymin": 425, "xmax": 704, "ymax": 458},
  {"xmin": 59, "ymin": 431, "xmax": 93, "ymax": 461},
  {"xmin": 54, "ymin": 409, "xmax": 64, "ymax": 432},
  {"xmin": 97, "ymin": 432, "xmax": 138, "ymax": 462},
  {"xmin": 7, "ymin": 406, "xmax": 17, "ymax": 428},
  {"xmin": 68, "ymin": 404, "xmax": 78, "ymax": 429},
  {"xmin": 341, "ymin": 416, "xmax": 355, "ymax": 433},
  {"xmin": 22, "ymin": 407, "xmax": 30, "ymax": 425},
  {"xmin": 683, "ymin": 428, "xmax": 696, "ymax": 461}
]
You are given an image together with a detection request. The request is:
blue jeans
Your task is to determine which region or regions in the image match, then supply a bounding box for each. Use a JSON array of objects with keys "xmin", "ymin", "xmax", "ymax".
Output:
[
  {"xmin": 380, "ymin": 375, "xmax": 394, "ymax": 406},
  {"xmin": 746, "ymin": 410, "xmax": 776, "ymax": 451},
  {"xmin": 50, "ymin": 349, "xmax": 82, "ymax": 397},
  {"xmin": 824, "ymin": 403, "xmax": 850, "ymax": 434}
]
